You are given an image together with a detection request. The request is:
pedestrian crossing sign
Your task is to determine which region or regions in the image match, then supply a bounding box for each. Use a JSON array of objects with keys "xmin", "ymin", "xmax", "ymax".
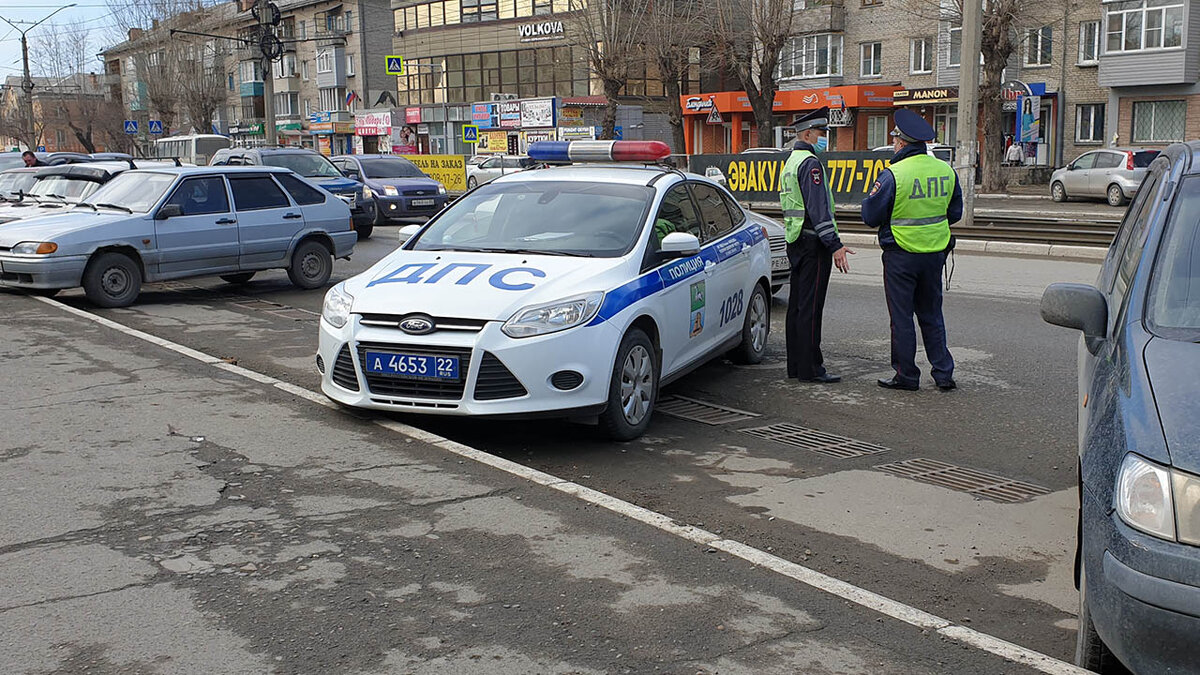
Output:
[
  {"xmin": 123, "ymin": 120, "xmax": 139, "ymax": 135},
  {"xmin": 462, "ymin": 125, "xmax": 479, "ymax": 143},
  {"xmin": 385, "ymin": 55, "xmax": 404, "ymax": 75},
  {"xmin": 148, "ymin": 120, "xmax": 164, "ymax": 134}
]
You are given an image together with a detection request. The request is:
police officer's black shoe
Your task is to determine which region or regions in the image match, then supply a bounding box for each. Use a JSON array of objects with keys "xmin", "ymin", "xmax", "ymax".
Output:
[
  {"xmin": 936, "ymin": 379, "xmax": 957, "ymax": 391},
  {"xmin": 799, "ymin": 373, "xmax": 841, "ymax": 384},
  {"xmin": 877, "ymin": 377, "xmax": 919, "ymax": 391}
]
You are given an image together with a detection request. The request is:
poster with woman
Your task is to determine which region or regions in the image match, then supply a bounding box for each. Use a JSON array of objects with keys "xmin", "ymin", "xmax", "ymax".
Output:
[
  {"xmin": 392, "ymin": 125, "xmax": 419, "ymax": 154},
  {"xmin": 1019, "ymin": 96, "xmax": 1041, "ymax": 143}
]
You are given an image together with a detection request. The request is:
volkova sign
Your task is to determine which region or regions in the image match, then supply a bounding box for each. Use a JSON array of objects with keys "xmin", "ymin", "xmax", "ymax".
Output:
[{"xmin": 518, "ymin": 20, "xmax": 564, "ymax": 41}]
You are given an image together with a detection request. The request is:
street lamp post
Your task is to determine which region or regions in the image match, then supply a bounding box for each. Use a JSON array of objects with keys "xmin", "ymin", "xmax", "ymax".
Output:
[{"xmin": 0, "ymin": 4, "xmax": 77, "ymax": 151}]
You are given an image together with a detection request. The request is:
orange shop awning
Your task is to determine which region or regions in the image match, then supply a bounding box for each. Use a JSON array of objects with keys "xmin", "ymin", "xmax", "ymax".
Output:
[{"xmin": 680, "ymin": 84, "xmax": 900, "ymax": 117}]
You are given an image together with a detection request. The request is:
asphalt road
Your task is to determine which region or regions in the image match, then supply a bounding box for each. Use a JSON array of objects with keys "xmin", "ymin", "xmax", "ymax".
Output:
[{"xmin": 0, "ymin": 232, "xmax": 1102, "ymax": 673}]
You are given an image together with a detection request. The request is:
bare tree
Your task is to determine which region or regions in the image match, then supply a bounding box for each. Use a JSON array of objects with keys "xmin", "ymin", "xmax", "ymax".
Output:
[
  {"xmin": 707, "ymin": 0, "xmax": 800, "ymax": 148},
  {"xmin": 31, "ymin": 20, "xmax": 113, "ymax": 153},
  {"xmin": 567, "ymin": 0, "xmax": 651, "ymax": 139},
  {"xmin": 641, "ymin": 0, "xmax": 706, "ymax": 153},
  {"xmin": 177, "ymin": 38, "xmax": 230, "ymax": 135},
  {"xmin": 904, "ymin": 0, "xmax": 1058, "ymax": 192}
]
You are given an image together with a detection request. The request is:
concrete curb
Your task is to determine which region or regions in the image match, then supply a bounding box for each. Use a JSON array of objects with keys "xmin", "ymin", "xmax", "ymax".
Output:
[
  {"xmin": 976, "ymin": 193, "xmax": 1051, "ymax": 200},
  {"xmin": 838, "ymin": 233, "xmax": 1107, "ymax": 260}
]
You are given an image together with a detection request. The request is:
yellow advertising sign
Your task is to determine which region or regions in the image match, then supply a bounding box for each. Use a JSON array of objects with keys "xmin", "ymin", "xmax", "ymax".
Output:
[
  {"xmin": 717, "ymin": 154, "xmax": 890, "ymax": 202},
  {"xmin": 479, "ymin": 131, "xmax": 508, "ymax": 154},
  {"xmin": 402, "ymin": 154, "xmax": 466, "ymax": 192}
]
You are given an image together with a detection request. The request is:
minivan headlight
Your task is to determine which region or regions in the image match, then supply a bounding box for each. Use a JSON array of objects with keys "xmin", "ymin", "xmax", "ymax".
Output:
[
  {"xmin": 438, "ymin": 184, "xmax": 447, "ymax": 195},
  {"xmin": 502, "ymin": 292, "xmax": 603, "ymax": 338},
  {"xmin": 1115, "ymin": 454, "xmax": 1175, "ymax": 541},
  {"xmin": 322, "ymin": 283, "xmax": 354, "ymax": 328}
]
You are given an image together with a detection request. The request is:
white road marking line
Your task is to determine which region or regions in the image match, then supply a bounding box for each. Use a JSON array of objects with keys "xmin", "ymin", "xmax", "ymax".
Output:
[{"xmin": 39, "ymin": 296, "xmax": 1088, "ymax": 674}]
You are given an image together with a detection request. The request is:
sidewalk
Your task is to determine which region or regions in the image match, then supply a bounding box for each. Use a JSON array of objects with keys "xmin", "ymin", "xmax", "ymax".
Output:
[{"xmin": 0, "ymin": 294, "xmax": 1049, "ymax": 674}]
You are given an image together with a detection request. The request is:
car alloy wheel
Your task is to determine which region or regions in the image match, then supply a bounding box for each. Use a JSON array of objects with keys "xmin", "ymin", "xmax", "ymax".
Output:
[
  {"xmin": 1107, "ymin": 185, "xmax": 1125, "ymax": 207},
  {"xmin": 620, "ymin": 345, "xmax": 654, "ymax": 426},
  {"xmin": 1052, "ymin": 182, "xmax": 1066, "ymax": 202}
]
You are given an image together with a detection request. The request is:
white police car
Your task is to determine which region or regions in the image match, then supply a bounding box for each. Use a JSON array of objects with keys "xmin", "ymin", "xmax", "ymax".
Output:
[{"xmin": 317, "ymin": 141, "xmax": 772, "ymax": 439}]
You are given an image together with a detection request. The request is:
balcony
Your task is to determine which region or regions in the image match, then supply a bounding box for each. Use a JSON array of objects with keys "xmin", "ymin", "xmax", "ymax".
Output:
[
  {"xmin": 239, "ymin": 81, "xmax": 264, "ymax": 97},
  {"xmin": 794, "ymin": 0, "xmax": 844, "ymax": 34}
]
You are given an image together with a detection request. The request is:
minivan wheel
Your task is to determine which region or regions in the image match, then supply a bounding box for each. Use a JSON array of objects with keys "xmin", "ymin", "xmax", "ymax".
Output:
[
  {"xmin": 355, "ymin": 222, "xmax": 374, "ymax": 240},
  {"xmin": 1106, "ymin": 184, "xmax": 1126, "ymax": 207},
  {"xmin": 287, "ymin": 240, "xmax": 332, "ymax": 290},
  {"xmin": 82, "ymin": 251, "xmax": 142, "ymax": 308},
  {"xmin": 598, "ymin": 328, "xmax": 657, "ymax": 441},
  {"xmin": 1051, "ymin": 181, "xmax": 1067, "ymax": 202},
  {"xmin": 467, "ymin": 176, "xmax": 478, "ymax": 189},
  {"xmin": 1076, "ymin": 561, "xmax": 1129, "ymax": 673}
]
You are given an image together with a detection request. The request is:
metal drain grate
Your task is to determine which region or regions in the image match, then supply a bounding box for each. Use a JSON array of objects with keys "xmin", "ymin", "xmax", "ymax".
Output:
[
  {"xmin": 874, "ymin": 458, "xmax": 1049, "ymax": 503},
  {"xmin": 268, "ymin": 307, "xmax": 319, "ymax": 321},
  {"xmin": 738, "ymin": 423, "xmax": 889, "ymax": 458},
  {"xmin": 233, "ymin": 299, "xmax": 286, "ymax": 311},
  {"xmin": 656, "ymin": 396, "xmax": 760, "ymax": 425}
]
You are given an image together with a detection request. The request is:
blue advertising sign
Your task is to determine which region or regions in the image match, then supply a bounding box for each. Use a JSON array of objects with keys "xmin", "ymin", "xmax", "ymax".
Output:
[{"xmin": 471, "ymin": 103, "xmax": 495, "ymax": 130}]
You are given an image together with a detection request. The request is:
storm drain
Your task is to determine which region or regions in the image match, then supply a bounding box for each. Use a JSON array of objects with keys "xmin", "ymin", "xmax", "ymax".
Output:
[
  {"xmin": 233, "ymin": 299, "xmax": 286, "ymax": 311},
  {"xmin": 656, "ymin": 396, "xmax": 760, "ymax": 425},
  {"xmin": 268, "ymin": 307, "xmax": 319, "ymax": 321},
  {"xmin": 874, "ymin": 458, "xmax": 1049, "ymax": 503},
  {"xmin": 738, "ymin": 423, "xmax": 889, "ymax": 458}
]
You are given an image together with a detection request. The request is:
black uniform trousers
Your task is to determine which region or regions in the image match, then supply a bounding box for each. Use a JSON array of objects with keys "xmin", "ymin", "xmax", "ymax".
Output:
[
  {"xmin": 785, "ymin": 234, "xmax": 833, "ymax": 380},
  {"xmin": 881, "ymin": 248, "xmax": 954, "ymax": 387}
]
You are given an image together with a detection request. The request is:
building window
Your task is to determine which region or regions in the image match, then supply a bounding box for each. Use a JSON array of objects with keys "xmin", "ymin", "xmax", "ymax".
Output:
[
  {"xmin": 1026, "ymin": 25, "xmax": 1052, "ymax": 66},
  {"xmin": 346, "ymin": 54, "xmax": 355, "ymax": 77},
  {"xmin": 860, "ymin": 42, "xmax": 882, "ymax": 77},
  {"xmin": 910, "ymin": 37, "xmax": 933, "ymax": 73},
  {"xmin": 274, "ymin": 92, "xmax": 298, "ymax": 116},
  {"xmin": 317, "ymin": 50, "xmax": 333, "ymax": 73},
  {"xmin": 304, "ymin": 99, "xmax": 311, "ymax": 116},
  {"xmin": 534, "ymin": 0, "xmax": 552, "ymax": 15},
  {"xmin": 1106, "ymin": 1, "xmax": 1184, "ymax": 52},
  {"xmin": 298, "ymin": 20, "xmax": 306, "ymax": 39},
  {"xmin": 1132, "ymin": 100, "xmax": 1185, "ymax": 142},
  {"xmin": 949, "ymin": 26, "xmax": 961, "ymax": 67},
  {"xmin": 861, "ymin": 0, "xmax": 882, "ymax": 5},
  {"xmin": 301, "ymin": 60, "xmax": 309, "ymax": 80},
  {"xmin": 1079, "ymin": 20, "xmax": 1100, "ymax": 63},
  {"xmin": 344, "ymin": 10, "xmax": 352, "ymax": 32},
  {"xmin": 462, "ymin": 0, "xmax": 498, "ymax": 23},
  {"xmin": 778, "ymin": 33, "xmax": 843, "ymax": 78},
  {"xmin": 319, "ymin": 87, "xmax": 347, "ymax": 112},
  {"xmin": 239, "ymin": 60, "xmax": 261, "ymax": 83},
  {"xmin": 793, "ymin": 0, "xmax": 807, "ymax": 8},
  {"xmin": 1076, "ymin": 104, "xmax": 1105, "ymax": 143},
  {"xmin": 867, "ymin": 115, "xmax": 889, "ymax": 148},
  {"xmin": 273, "ymin": 54, "xmax": 297, "ymax": 79}
]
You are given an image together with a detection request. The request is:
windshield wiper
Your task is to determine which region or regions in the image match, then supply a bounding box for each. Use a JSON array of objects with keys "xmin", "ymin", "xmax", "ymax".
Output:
[
  {"xmin": 76, "ymin": 202, "xmax": 97, "ymax": 212},
  {"xmin": 95, "ymin": 202, "xmax": 133, "ymax": 213}
]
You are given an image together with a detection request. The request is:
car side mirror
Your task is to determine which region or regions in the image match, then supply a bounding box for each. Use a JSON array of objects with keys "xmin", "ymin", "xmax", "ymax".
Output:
[
  {"xmin": 344, "ymin": 169, "xmax": 360, "ymax": 181},
  {"xmin": 398, "ymin": 224, "xmax": 423, "ymax": 246},
  {"xmin": 1041, "ymin": 283, "xmax": 1107, "ymax": 354},
  {"xmin": 659, "ymin": 231, "xmax": 701, "ymax": 258},
  {"xmin": 155, "ymin": 203, "xmax": 183, "ymax": 220}
]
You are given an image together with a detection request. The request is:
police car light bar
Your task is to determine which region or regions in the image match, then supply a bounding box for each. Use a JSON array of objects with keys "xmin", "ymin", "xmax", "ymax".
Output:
[{"xmin": 528, "ymin": 140, "xmax": 672, "ymax": 163}]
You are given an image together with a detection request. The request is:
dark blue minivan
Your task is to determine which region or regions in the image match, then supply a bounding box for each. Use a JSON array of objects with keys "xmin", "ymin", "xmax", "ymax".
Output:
[
  {"xmin": 210, "ymin": 147, "xmax": 373, "ymax": 239},
  {"xmin": 1042, "ymin": 141, "xmax": 1200, "ymax": 673},
  {"xmin": 331, "ymin": 154, "xmax": 449, "ymax": 226}
]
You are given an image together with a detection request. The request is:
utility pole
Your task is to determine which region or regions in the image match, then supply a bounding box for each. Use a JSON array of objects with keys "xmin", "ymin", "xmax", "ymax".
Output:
[
  {"xmin": 253, "ymin": 0, "xmax": 280, "ymax": 146},
  {"xmin": 954, "ymin": 0, "xmax": 983, "ymax": 228},
  {"xmin": 0, "ymin": 4, "xmax": 77, "ymax": 152}
]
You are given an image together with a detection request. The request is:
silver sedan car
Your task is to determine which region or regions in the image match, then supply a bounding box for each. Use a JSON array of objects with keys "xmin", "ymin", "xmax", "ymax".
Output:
[
  {"xmin": 0, "ymin": 166, "xmax": 357, "ymax": 307},
  {"xmin": 1050, "ymin": 148, "xmax": 1160, "ymax": 206}
]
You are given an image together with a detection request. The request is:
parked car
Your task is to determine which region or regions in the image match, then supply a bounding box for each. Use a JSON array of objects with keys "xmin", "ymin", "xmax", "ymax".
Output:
[
  {"xmin": 1040, "ymin": 141, "xmax": 1200, "ymax": 674},
  {"xmin": 0, "ymin": 166, "xmax": 356, "ymax": 307},
  {"xmin": 88, "ymin": 152, "xmax": 134, "ymax": 161},
  {"xmin": 740, "ymin": 147, "xmax": 784, "ymax": 154},
  {"xmin": 0, "ymin": 151, "xmax": 92, "ymax": 170},
  {"xmin": 330, "ymin": 154, "xmax": 449, "ymax": 225},
  {"xmin": 1050, "ymin": 148, "xmax": 1160, "ymax": 207},
  {"xmin": 465, "ymin": 155, "xmax": 536, "ymax": 188},
  {"xmin": 871, "ymin": 143, "xmax": 955, "ymax": 164},
  {"xmin": 0, "ymin": 161, "xmax": 177, "ymax": 225},
  {"xmin": 209, "ymin": 146, "xmax": 372, "ymax": 238},
  {"xmin": 0, "ymin": 167, "xmax": 39, "ymax": 201}
]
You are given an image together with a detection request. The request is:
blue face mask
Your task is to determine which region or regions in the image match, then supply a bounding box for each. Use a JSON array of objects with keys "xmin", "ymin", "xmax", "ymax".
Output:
[{"xmin": 814, "ymin": 136, "xmax": 829, "ymax": 153}]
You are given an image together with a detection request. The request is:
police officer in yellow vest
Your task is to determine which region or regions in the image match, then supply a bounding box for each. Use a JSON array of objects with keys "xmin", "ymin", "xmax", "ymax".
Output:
[
  {"xmin": 780, "ymin": 107, "xmax": 855, "ymax": 383},
  {"xmin": 862, "ymin": 108, "xmax": 962, "ymax": 392}
]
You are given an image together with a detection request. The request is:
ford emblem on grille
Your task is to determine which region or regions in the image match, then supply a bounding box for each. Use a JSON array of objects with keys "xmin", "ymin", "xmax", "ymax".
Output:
[{"xmin": 399, "ymin": 315, "xmax": 435, "ymax": 335}]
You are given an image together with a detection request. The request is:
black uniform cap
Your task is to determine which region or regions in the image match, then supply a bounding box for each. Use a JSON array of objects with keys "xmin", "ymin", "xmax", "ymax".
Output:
[
  {"xmin": 791, "ymin": 106, "xmax": 829, "ymax": 132},
  {"xmin": 890, "ymin": 108, "xmax": 936, "ymax": 143}
]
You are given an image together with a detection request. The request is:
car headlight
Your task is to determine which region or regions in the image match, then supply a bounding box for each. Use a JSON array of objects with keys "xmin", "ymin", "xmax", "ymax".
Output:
[
  {"xmin": 1115, "ymin": 453, "xmax": 1176, "ymax": 540},
  {"xmin": 501, "ymin": 292, "xmax": 603, "ymax": 339},
  {"xmin": 11, "ymin": 241, "xmax": 57, "ymax": 255},
  {"xmin": 1173, "ymin": 468, "xmax": 1200, "ymax": 545},
  {"xmin": 362, "ymin": 186, "xmax": 374, "ymax": 199},
  {"xmin": 383, "ymin": 186, "xmax": 399, "ymax": 196},
  {"xmin": 438, "ymin": 184, "xmax": 447, "ymax": 195},
  {"xmin": 322, "ymin": 283, "xmax": 354, "ymax": 329}
]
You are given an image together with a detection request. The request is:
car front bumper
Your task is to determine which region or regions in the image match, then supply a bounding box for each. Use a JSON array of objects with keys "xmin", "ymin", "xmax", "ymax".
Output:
[
  {"xmin": 0, "ymin": 253, "xmax": 87, "ymax": 289},
  {"xmin": 1082, "ymin": 485, "xmax": 1200, "ymax": 673},
  {"xmin": 371, "ymin": 195, "xmax": 449, "ymax": 220},
  {"xmin": 318, "ymin": 314, "xmax": 620, "ymax": 417}
]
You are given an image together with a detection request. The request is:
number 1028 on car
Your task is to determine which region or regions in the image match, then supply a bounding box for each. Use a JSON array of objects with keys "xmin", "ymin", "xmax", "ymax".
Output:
[{"xmin": 364, "ymin": 351, "xmax": 460, "ymax": 380}]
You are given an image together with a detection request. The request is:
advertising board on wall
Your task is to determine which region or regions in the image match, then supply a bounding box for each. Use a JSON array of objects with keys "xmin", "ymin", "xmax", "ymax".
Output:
[
  {"xmin": 520, "ymin": 98, "xmax": 556, "ymax": 128},
  {"xmin": 401, "ymin": 154, "xmax": 466, "ymax": 192},
  {"xmin": 689, "ymin": 151, "xmax": 894, "ymax": 205}
]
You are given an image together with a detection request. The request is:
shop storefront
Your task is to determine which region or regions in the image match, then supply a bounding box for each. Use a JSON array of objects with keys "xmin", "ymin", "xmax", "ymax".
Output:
[
  {"xmin": 277, "ymin": 122, "xmax": 305, "ymax": 148},
  {"xmin": 353, "ymin": 111, "xmax": 393, "ymax": 154},
  {"xmin": 679, "ymin": 85, "xmax": 899, "ymax": 154},
  {"xmin": 309, "ymin": 111, "xmax": 355, "ymax": 156},
  {"xmin": 228, "ymin": 122, "xmax": 265, "ymax": 148}
]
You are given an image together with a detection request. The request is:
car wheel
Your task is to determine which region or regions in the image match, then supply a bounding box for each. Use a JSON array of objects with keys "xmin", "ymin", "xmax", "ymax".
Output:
[
  {"xmin": 729, "ymin": 283, "xmax": 769, "ymax": 365},
  {"xmin": 371, "ymin": 199, "xmax": 386, "ymax": 227},
  {"xmin": 1076, "ymin": 557, "xmax": 1128, "ymax": 673},
  {"xmin": 82, "ymin": 251, "xmax": 141, "ymax": 308},
  {"xmin": 1106, "ymin": 184, "xmax": 1126, "ymax": 207},
  {"xmin": 355, "ymin": 222, "xmax": 374, "ymax": 240},
  {"xmin": 467, "ymin": 176, "xmax": 478, "ymax": 189},
  {"xmin": 219, "ymin": 272, "xmax": 255, "ymax": 284},
  {"xmin": 287, "ymin": 239, "xmax": 332, "ymax": 290},
  {"xmin": 1051, "ymin": 181, "xmax": 1067, "ymax": 203},
  {"xmin": 598, "ymin": 328, "xmax": 657, "ymax": 441}
]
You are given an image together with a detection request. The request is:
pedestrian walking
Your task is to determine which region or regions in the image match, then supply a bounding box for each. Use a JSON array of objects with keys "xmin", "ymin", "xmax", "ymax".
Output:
[
  {"xmin": 779, "ymin": 106, "xmax": 854, "ymax": 384},
  {"xmin": 861, "ymin": 109, "xmax": 962, "ymax": 392}
]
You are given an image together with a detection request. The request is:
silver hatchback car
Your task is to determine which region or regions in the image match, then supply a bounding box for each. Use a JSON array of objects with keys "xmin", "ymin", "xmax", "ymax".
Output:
[
  {"xmin": 1050, "ymin": 148, "xmax": 1160, "ymax": 206},
  {"xmin": 0, "ymin": 166, "xmax": 357, "ymax": 307}
]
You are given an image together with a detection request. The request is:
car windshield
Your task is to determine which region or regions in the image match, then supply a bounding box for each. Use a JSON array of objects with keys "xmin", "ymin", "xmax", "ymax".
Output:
[
  {"xmin": 30, "ymin": 175, "xmax": 102, "ymax": 201},
  {"xmin": 360, "ymin": 158, "xmax": 425, "ymax": 179},
  {"xmin": 81, "ymin": 172, "xmax": 176, "ymax": 212},
  {"xmin": 1147, "ymin": 176, "xmax": 1200, "ymax": 338},
  {"xmin": 0, "ymin": 172, "xmax": 36, "ymax": 197},
  {"xmin": 411, "ymin": 180, "xmax": 653, "ymax": 258},
  {"xmin": 260, "ymin": 153, "xmax": 343, "ymax": 178},
  {"xmin": 0, "ymin": 156, "xmax": 26, "ymax": 171}
]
